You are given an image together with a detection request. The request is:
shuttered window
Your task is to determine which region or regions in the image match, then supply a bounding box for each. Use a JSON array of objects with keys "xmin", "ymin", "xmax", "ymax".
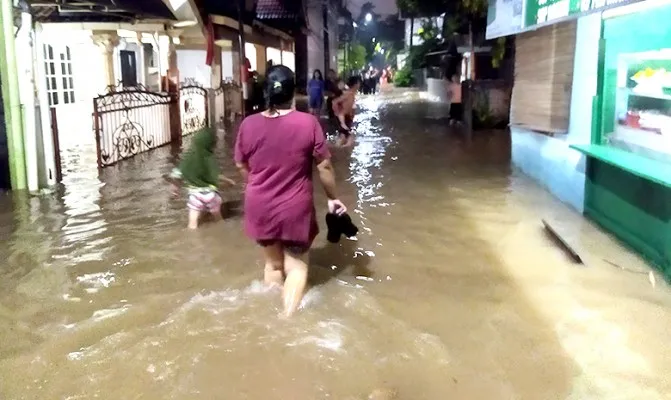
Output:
[{"xmin": 511, "ymin": 20, "xmax": 577, "ymax": 134}]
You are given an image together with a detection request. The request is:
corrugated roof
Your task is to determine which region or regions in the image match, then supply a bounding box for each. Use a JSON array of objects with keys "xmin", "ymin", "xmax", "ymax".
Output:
[{"xmin": 256, "ymin": 0, "xmax": 300, "ymax": 20}]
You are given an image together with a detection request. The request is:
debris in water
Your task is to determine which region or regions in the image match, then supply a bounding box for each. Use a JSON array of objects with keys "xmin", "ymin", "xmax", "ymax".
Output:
[
  {"xmin": 604, "ymin": 259, "xmax": 651, "ymax": 275},
  {"xmin": 542, "ymin": 219, "xmax": 583, "ymax": 264},
  {"xmin": 649, "ymin": 271, "xmax": 656, "ymax": 288},
  {"xmin": 356, "ymin": 276, "xmax": 374, "ymax": 282}
]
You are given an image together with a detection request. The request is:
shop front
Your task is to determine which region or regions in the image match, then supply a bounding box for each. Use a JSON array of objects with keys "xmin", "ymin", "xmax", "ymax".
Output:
[
  {"xmin": 487, "ymin": 0, "xmax": 671, "ymax": 277},
  {"xmin": 570, "ymin": 0, "xmax": 671, "ymax": 275}
]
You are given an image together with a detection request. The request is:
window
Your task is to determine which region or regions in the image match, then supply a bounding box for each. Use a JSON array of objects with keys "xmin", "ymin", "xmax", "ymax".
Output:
[
  {"xmin": 44, "ymin": 44, "xmax": 75, "ymax": 106},
  {"xmin": 599, "ymin": 4, "xmax": 671, "ymax": 162},
  {"xmin": 607, "ymin": 49, "xmax": 671, "ymax": 158},
  {"xmin": 44, "ymin": 45, "xmax": 58, "ymax": 106}
]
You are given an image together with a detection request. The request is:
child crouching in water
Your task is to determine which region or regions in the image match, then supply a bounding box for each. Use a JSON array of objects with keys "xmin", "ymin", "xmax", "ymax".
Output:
[
  {"xmin": 332, "ymin": 76, "xmax": 361, "ymax": 147},
  {"xmin": 167, "ymin": 128, "xmax": 235, "ymax": 229}
]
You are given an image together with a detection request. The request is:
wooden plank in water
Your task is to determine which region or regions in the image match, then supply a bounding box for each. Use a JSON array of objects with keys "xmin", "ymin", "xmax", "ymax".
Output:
[{"xmin": 542, "ymin": 219, "xmax": 584, "ymax": 264}]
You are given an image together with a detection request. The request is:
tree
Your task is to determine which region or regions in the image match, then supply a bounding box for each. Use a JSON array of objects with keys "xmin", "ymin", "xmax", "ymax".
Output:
[
  {"xmin": 347, "ymin": 42, "xmax": 367, "ymax": 71},
  {"xmin": 396, "ymin": 0, "xmax": 506, "ymax": 73}
]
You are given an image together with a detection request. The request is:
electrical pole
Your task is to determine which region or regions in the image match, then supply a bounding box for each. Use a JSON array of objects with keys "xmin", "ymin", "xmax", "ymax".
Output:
[{"xmin": 237, "ymin": 0, "xmax": 247, "ymax": 116}]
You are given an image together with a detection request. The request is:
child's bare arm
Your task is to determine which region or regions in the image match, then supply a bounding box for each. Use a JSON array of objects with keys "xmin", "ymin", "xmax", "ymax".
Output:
[{"xmin": 219, "ymin": 174, "xmax": 236, "ymax": 186}]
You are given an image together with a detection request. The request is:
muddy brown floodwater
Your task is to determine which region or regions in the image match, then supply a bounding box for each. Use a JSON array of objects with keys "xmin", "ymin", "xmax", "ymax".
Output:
[{"xmin": 1, "ymin": 91, "xmax": 671, "ymax": 400}]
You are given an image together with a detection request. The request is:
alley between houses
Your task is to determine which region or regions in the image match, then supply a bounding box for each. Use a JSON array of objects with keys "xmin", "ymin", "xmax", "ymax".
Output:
[{"xmin": 0, "ymin": 92, "xmax": 670, "ymax": 399}]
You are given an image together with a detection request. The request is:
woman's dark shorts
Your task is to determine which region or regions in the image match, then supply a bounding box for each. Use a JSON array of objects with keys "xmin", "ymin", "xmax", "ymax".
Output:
[{"xmin": 257, "ymin": 240, "xmax": 310, "ymax": 255}]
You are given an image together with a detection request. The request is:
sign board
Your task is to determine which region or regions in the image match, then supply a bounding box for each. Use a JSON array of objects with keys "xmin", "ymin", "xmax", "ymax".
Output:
[
  {"xmin": 526, "ymin": 0, "xmax": 640, "ymax": 26},
  {"xmin": 486, "ymin": 0, "xmax": 525, "ymax": 39},
  {"xmin": 486, "ymin": 0, "xmax": 644, "ymax": 39}
]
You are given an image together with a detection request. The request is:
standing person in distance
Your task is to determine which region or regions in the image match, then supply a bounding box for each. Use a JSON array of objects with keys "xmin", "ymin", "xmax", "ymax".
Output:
[{"xmin": 307, "ymin": 69, "xmax": 325, "ymax": 117}]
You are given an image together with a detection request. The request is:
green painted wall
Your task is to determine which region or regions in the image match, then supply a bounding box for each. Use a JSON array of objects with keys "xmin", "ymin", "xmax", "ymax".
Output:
[
  {"xmin": 585, "ymin": 161, "xmax": 671, "ymax": 275},
  {"xmin": 586, "ymin": 6, "xmax": 671, "ymax": 278}
]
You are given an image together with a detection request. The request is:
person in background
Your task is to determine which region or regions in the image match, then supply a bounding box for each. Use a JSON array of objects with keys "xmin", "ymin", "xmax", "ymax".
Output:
[
  {"xmin": 234, "ymin": 65, "xmax": 348, "ymax": 317},
  {"xmin": 307, "ymin": 69, "xmax": 325, "ymax": 117},
  {"xmin": 332, "ymin": 76, "xmax": 361, "ymax": 147},
  {"xmin": 325, "ymin": 69, "xmax": 343, "ymax": 124},
  {"xmin": 448, "ymin": 74, "xmax": 463, "ymax": 125},
  {"xmin": 167, "ymin": 128, "xmax": 236, "ymax": 229}
]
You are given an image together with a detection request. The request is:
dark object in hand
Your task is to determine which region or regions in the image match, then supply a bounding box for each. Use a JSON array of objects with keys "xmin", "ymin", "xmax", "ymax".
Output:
[{"xmin": 326, "ymin": 212, "xmax": 358, "ymax": 243}]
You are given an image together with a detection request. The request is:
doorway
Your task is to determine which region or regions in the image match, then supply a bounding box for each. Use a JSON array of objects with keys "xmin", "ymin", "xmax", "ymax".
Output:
[{"xmin": 120, "ymin": 50, "xmax": 138, "ymax": 87}]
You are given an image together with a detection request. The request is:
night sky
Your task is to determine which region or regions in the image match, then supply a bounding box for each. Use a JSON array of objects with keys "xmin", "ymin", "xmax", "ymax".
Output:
[{"xmin": 347, "ymin": 0, "xmax": 398, "ymax": 16}]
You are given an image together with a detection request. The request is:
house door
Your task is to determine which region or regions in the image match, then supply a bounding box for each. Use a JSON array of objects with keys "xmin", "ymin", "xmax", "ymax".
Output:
[{"xmin": 120, "ymin": 50, "xmax": 138, "ymax": 87}]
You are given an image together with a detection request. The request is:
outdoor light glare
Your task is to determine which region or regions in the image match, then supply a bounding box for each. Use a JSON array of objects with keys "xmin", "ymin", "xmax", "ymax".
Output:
[
  {"xmin": 353, "ymin": 21, "xmax": 358, "ymax": 27},
  {"xmin": 365, "ymin": 13, "xmax": 372, "ymax": 22}
]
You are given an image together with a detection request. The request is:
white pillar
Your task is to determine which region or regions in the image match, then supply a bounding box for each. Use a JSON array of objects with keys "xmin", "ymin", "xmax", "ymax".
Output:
[
  {"xmin": 136, "ymin": 32, "xmax": 146, "ymax": 86},
  {"xmin": 16, "ymin": 12, "xmax": 39, "ymax": 192},
  {"xmin": 33, "ymin": 23, "xmax": 57, "ymax": 187},
  {"xmin": 92, "ymin": 31, "xmax": 120, "ymax": 89}
]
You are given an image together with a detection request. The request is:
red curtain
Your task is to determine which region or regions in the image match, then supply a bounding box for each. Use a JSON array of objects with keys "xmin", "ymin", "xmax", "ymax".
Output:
[{"xmin": 205, "ymin": 17, "xmax": 215, "ymax": 66}]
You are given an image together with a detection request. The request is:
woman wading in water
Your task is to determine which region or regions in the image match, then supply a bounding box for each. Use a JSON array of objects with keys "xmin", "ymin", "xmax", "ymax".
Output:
[{"xmin": 234, "ymin": 65, "xmax": 347, "ymax": 317}]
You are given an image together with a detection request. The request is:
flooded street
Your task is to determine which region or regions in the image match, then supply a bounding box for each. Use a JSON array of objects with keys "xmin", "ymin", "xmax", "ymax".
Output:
[{"xmin": 1, "ymin": 92, "xmax": 670, "ymax": 399}]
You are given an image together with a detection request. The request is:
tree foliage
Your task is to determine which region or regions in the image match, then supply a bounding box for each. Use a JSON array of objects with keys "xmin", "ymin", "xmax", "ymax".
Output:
[
  {"xmin": 347, "ymin": 42, "xmax": 367, "ymax": 71},
  {"xmin": 396, "ymin": 0, "xmax": 507, "ymax": 69}
]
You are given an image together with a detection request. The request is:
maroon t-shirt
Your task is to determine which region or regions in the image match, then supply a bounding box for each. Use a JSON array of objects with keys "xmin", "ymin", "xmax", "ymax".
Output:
[{"xmin": 234, "ymin": 111, "xmax": 331, "ymax": 247}]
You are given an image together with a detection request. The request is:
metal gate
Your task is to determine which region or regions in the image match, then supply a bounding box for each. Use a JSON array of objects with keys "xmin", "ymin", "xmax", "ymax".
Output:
[
  {"xmin": 179, "ymin": 79, "xmax": 208, "ymax": 136},
  {"xmin": 93, "ymin": 83, "xmax": 173, "ymax": 168},
  {"xmin": 213, "ymin": 79, "xmax": 241, "ymax": 126}
]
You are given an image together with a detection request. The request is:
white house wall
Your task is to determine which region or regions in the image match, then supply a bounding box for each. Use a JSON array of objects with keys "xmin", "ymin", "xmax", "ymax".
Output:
[
  {"xmin": 510, "ymin": 12, "xmax": 602, "ymax": 212},
  {"xmin": 222, "ymin": 50, "xmax": 234, "ymax": 80},
  {"xmin": 177, "ymin": 49, "xmax": 212, "ymax": 87},
  {"xmin": 40, "ymin": 27, "xmax": 104, "ymax": 147}
]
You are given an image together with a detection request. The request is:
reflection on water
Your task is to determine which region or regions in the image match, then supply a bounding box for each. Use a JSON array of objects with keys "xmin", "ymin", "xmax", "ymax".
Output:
[{"xmin": 1, "ymin": 92, "xmax": 671, "ymax": 399}]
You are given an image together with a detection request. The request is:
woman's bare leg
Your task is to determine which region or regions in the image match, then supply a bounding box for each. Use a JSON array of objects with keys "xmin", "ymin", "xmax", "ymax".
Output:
[
  {"xmin": 282, "ymin": 251, "xmax": 309, "ymax": 317},
  {"xmin": 187, "ymin": 209, "xmax": 201, "ymax": 229},
  {"xmin": 262, "ymin": 242, "xmax": 285, "ymax": 289}
]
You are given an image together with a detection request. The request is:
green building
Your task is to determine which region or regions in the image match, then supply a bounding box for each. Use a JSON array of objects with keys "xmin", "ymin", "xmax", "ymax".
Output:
[{"xmin": 487, "ymin": 0, "xmax": 671, "ymax": 278}]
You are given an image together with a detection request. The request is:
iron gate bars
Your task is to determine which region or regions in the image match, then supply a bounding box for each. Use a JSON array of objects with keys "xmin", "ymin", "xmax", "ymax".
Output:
[
  {"xmin": 179, "ymin": 79, "xmax": 208, "ymax": 136},
  {"xmin": 213, "ymin": 79, "xmax": 241, "ymax": 126},
  {"xmin": 93, "ymin": 83, "xmax": 173, "ymax": 168}
]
